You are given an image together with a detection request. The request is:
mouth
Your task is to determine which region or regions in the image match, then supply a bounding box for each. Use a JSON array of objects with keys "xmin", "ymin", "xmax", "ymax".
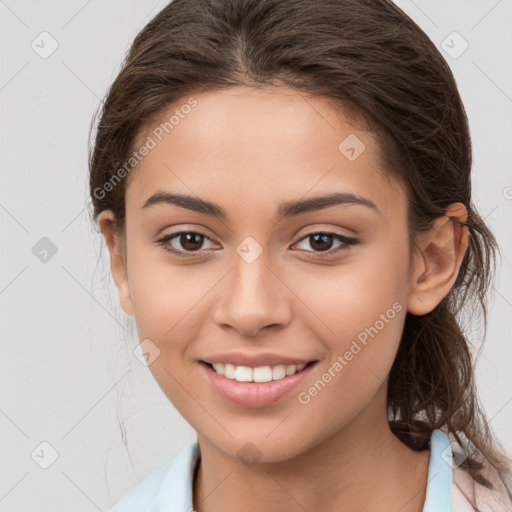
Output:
[
  {"xmin": 198, "ymin": 359, "xmax": 319, "ymax": 408},
  {"xmin": 200, "ymin": 360, "xmax": 315, "ymax": 382}
]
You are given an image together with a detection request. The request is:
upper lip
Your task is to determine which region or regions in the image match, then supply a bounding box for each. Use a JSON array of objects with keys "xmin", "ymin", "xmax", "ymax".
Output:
[{"xmin": 200, "ymin": 352, "xmax": 317, "ymax": 367}]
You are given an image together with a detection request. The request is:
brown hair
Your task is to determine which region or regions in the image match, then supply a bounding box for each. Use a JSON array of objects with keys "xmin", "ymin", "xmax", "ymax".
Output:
[{"xmin": 89, "ymin": 0, "xmax": 511, "ymax": 492}]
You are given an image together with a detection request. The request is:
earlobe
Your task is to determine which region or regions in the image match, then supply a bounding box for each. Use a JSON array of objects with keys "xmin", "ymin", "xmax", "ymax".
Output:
[
  {"xmin": 97, "ymin": 210, "xmax": 134, "ymax": 317},
  {"xmin": 407, "ymin": 203, "xmax": 469, "ymax": 316}
]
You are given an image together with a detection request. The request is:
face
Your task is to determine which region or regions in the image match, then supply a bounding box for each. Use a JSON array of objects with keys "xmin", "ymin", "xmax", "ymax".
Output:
[{"xmin": 101, "ymin": 86, "xmax": 445, "ymax": 463}]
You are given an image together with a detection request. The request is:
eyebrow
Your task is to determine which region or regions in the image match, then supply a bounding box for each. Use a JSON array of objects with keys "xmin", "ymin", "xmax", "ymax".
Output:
[{"xmin": 142, "ymin": 191, "xmax": 380, "ymax": 219}]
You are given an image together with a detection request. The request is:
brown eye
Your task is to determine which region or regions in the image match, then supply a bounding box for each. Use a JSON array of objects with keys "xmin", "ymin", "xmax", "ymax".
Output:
[
  {"xmin": 293, "ymin": 232, "xmax": 358, "ymax": 257},
  {"xmin": 156, "ymin": 230, "xmax": 217, "ymax": 257},
  {"xmin": 309, "ymin": 233, "xmax": 335, "ymax": 252},
  {"xmin": 178, "ymin": 232, "xmax": 205, "ymax": 251}
]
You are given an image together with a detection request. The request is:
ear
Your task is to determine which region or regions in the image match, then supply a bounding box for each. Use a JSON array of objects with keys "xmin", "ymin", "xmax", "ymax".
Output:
[
  {"xmin": 407, "ymin": 203, "xmax": 469, "ymax": 316},
  {"xmin": 98, "ymin": 210, "xmax": 134, "ymax": 316}
]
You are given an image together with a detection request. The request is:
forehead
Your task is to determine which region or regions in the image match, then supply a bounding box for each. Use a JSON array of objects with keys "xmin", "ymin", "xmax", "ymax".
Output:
[{"xmin": 126, "ymin": 86, "xmax": 406, "ymax": 224}]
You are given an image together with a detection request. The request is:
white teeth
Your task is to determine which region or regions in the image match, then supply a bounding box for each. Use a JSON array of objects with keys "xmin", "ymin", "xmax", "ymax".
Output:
[
  {"xmin": 272, "ymin": 365, "xmax": 286, "ymax": 380},
  {"xmin": 285, "ymin": 364, "xmax": 296, "ymax": 375},
  {"xmin": 209, "ymin": 362, "xmax": 310, "ymax": 382},
  {"xmin": 253, "ymin": 366, "xmax": 273, "ymax": 382},
  {"xmin": 224, "ymin": 364, "xmax": 236, "ymax": 379},
  {"xmin": 212, "ymin": 363, "xmax": 224, "ymax": 375},
  {"xmin": 234, "ymin": 366, "xmax": 253, "ymax": 382}
]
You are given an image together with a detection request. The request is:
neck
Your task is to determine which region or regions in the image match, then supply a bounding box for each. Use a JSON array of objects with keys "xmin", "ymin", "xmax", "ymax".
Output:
[{"xmin": 193, "ymin": 392, "xmax": 430, "ymax": 512}]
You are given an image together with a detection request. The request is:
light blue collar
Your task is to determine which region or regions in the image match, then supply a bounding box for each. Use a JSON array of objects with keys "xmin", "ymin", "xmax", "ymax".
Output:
[
  {"xmin": 423, "ymin": 429, "xmax": 453, "ymax": 511},
  {"xmin": 156, "ymin": 442, "xmax": 199, "ymax": 511}
]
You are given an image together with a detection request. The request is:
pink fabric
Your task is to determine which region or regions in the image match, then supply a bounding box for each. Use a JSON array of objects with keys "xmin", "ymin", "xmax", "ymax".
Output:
[{"xmin": 452, "ymin": 462, "xmax": 512, "ymax": 511}]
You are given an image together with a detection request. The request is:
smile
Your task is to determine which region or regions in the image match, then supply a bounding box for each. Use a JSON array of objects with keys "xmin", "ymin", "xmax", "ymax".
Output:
[
  {"xmin": 199, "ymin": 360, "xmax": 318, "ymax": 408},
  {"xmin": 206, "ymin": 362, "xmax": 308, "ymax": 382}
]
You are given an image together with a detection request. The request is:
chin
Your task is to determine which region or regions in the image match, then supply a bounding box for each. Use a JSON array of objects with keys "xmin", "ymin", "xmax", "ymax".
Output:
[{"xmin": 200, "ymin": 428, "xmax": 317, "ymax": 466}]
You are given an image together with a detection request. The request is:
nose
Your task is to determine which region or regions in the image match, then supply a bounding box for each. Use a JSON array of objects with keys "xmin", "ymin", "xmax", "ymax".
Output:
[{"xmin": 211, "ymin": 252, "xmax": 292, "ymax": 337}]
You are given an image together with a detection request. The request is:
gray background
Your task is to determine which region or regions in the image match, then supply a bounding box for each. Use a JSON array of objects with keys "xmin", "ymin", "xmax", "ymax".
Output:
[{"xmin": 1, "ymin": 1, "xmax": 511, "ymax": 510}]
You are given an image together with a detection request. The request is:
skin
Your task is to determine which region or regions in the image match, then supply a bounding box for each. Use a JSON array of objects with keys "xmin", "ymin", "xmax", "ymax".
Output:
[{"xmin": 99, "ymin": 85, "xmax": 468, "ymax": 512}]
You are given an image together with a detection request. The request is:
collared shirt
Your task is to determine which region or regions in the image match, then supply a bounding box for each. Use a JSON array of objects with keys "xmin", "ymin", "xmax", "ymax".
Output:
[{"xmin": 109, "ymin": 429, "xmax": 512, "ymax": 511}]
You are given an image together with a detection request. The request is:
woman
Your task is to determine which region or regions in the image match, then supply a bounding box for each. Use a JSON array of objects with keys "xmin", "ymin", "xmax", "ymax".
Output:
[{"xmin": 89, "ymin": 0, "xmax": 512, "ymax": 510}]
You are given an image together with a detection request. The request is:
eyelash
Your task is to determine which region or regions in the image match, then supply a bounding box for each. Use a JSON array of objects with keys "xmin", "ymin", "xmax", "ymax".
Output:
[{"xmin": 156, "ymin": 230, "xmax": 358, "ymax": 259}]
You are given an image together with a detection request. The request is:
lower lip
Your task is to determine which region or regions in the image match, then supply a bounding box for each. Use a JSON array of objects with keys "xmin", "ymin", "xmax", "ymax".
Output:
[{"xmin": 198, "ymin": 362, "xmax": 317, "ymax": 408}]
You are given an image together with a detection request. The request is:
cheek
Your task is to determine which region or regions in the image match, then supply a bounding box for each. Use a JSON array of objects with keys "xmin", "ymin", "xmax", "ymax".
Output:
[
  {"xmin": 295, "ymin": 243, "xmax": 409, "ymax": 344},
  {"xmin": 124, "ymin": 222, "xmax": 211, "ymax": 339},
  {"xmin": 291, "ymin": 271, "xmax": 406, "ymax": 442},
  {"xmin": 289, "ymin": 240, "xmax": 409, "ymax": 406},
  {"xmin": 124, "ymin": 244, "xmax": 217, "ymax": 407}
]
